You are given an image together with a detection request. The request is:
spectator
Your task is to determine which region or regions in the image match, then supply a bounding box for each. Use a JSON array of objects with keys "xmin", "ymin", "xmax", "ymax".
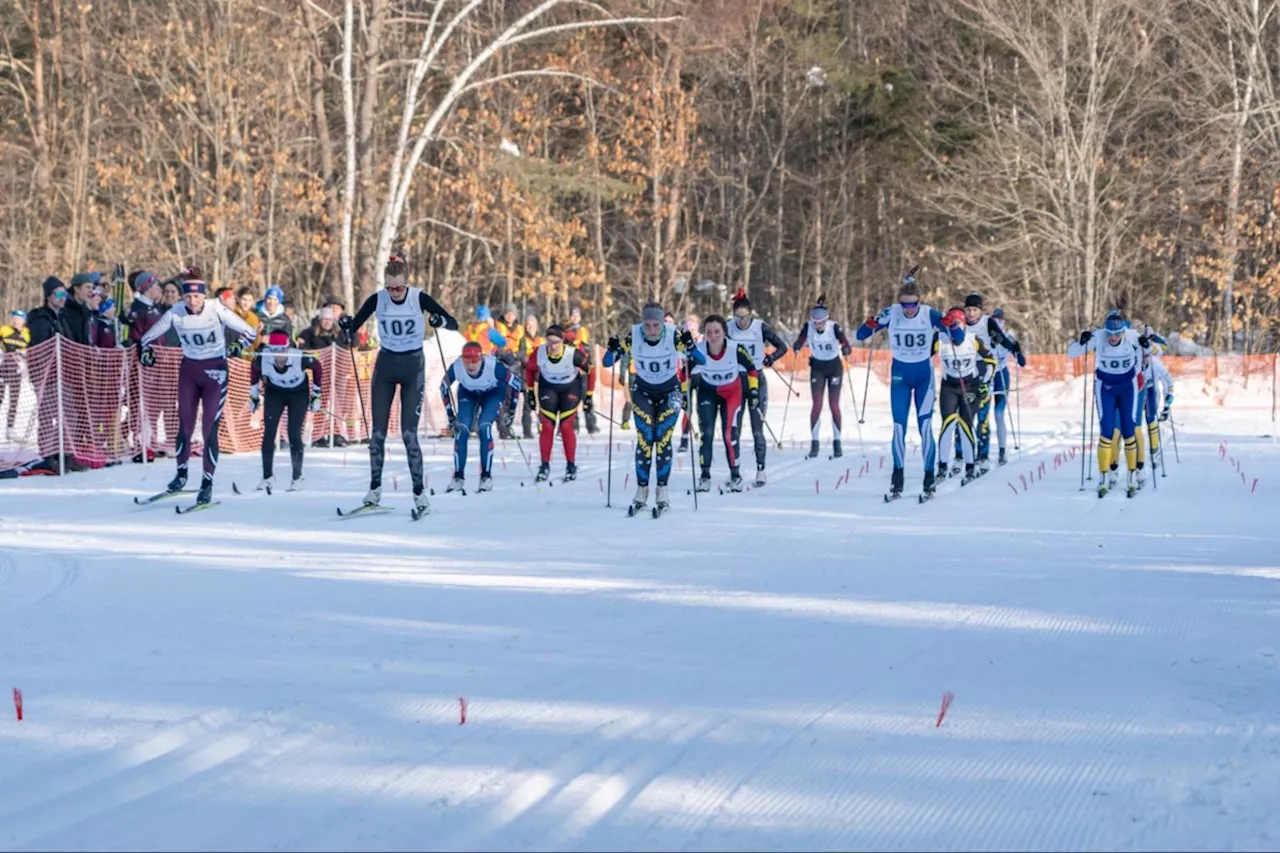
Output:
[
  {"xmin": 233, "ymin": 285, "xmax": 262, "ymax": 337},
  {"xmin": 60, "ymin": 273, "xmax": 97, "ymax": 346},
  {"xmin": 124, "ymin": 271, "xmax": 165, "ymax": 346},
  {"xmin": 214, "ymin": 286, "xmax": 235, "ymax": 309},
  {"xmin": 283, "ymin": 299, "xmax": 298, "ymax": 334},
  {"xmin": 159, "ymin": 281, "xmax": 182, "ymax": 346},
  {"xmin": 322, "ymin": 294, "xmax": 345, "ymax": 320},
  {"xmin": 91, "ymin": 294, "xmax": 119, "ymax": 348},
  {"xmin": 28, "ymin": 277, "xmax": 67, "ymax": 345},
  {"xmin": 1, "ymin": 309, "xmax": 30, "ymax": 439},
  {"xmin": 256, "ymin": 285, "xmax": 292, "ymax": 344},
  {"xmin": 297, "ymin": 305, "xmax": 343, "ymax": 349}
]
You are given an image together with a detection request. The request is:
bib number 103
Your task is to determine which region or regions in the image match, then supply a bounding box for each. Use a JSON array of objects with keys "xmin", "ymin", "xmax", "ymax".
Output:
[{"xmin": 894, "ymin": 332, "xmax": 927, "ymax": 349}]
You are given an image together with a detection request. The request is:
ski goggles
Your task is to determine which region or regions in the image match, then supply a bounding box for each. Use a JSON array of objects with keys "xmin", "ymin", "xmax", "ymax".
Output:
[{"xmin": 899, "ymin": 300, "xmax": 920, "ymax": 310}]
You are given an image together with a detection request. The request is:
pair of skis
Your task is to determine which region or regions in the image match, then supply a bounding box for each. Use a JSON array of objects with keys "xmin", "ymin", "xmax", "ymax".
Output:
[
  {"xmin": 334, "ymin": 502, "xmax": 431, "ymax": 521},
  {"xmin": 132, "ymin": 488, "xmax": 218, "ymax": 515}
]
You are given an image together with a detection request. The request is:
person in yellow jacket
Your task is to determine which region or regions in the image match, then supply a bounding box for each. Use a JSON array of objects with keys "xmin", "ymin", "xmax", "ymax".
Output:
[
  {"xmin": 496, "ymin": 302, "xmax": 524, "ymax": 359},
  {"xmin": 463, "ymin": 305, "xmax": 506, "ymax": 355},
  {"xmin": 1, "ymin": 309, "xmax": 31, "ymax": 439}
]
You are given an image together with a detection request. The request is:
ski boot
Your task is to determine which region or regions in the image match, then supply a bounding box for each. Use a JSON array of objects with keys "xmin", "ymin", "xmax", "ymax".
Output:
[
  {"xmin": 961, "ymin": 463, "xmax": 977, "ymax": 485},
  {"xmin": 256, "ymin": 475, "xmax": 275, "ymax": 494},
  {"xmin": 1135, "ymin": 462, "xmax": 1147, "ymax": 490},
  {"xmin": 1126, "ymin": 469, "xmax": 1138, "ymax": 498},
  {"xmin": 754, "ymin": 465, "xmax": 767, "ymax": 487},
  {"xmin": 478, "ymin": 473, "xmax": 493, "ymax": 493},
  {"xmin": 724, "ymin": 471, "xmax": 745, "ymax": 492},
  {"xmin": 196, "ymin": 476, "xmax": 214, "ymax": 506},
  {"xmin": 653, "ymin": 485, "xmax": 670, "ymax": 516},
  {"xmin": 697, "ymin": 471, "xmax": 712, "ymax": 493},
  {"xmin": 678, "ymin": 435, "xmax": 689, "ymax": 453},
  {"xmin": 998, "ymin": 448, "xmax": 1008, "ymax": 466},
  {"xmin": 1108, "ymin": 465, "xmax": 1119, "ymax": 490},
  {"xmin": 167, "ymin": 468, "xmax": 188, "ymax": 493},
  {"xmin": 921, "ymin": 469, "xmax": 937, "ymax": 501},
  {"xmin": 977, "ymin": 456, "xmax": 990, "ymax": 476},
  {"xmin": 363, "ymin": 486, "xmax": 382, "ymax": 506},
  {"xmin": 627, "ymin": 484, "xmax": 649, "ymax": 516},
  {"xmin": 806, "ymin": 440, "xmax": 821, "ymax": 459},
  {"xmin": 413, "ymin": 489, "xmax": 431, "ymax": 516},
  {"xmin": 563, "ymin": 462, "xmax": 578, "ymax": 482},
  {"xmin": 288, "ymin": 476, "xmax": 304, "ymax": 492},
  {"xmin": 936, "ymin": 464, "xmax": 949, "ymax": 481},
  {"xmin": 446, "ymin": 472, "xmax": 466, "ymax": 493},
  {"xmin": 831, "ymin": 440, "xmax": 843, "ymax": 459},
  {"xmin": 1097, "ymin": 480, "xmax": 1109, "ymax": 498},
  {"xmin": 535, "ymin": 462, "xmax": 551, "ymax": 483},
  {"xmin": 950, "ymin": 461, "xmax": 964, "ymax": 478},
  {"xmin": 885, "ymin": 466, "xmax": 905, "ymax": 502}
]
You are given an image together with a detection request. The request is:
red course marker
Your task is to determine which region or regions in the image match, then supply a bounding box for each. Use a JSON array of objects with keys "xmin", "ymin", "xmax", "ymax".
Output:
[
  {"xmin": 935, "ymin": 690, "xmax": 954, "ymax": 728},
  {"xmin": 12, "ymin": 688, "xmax": 22, "ymax": 722},
  {"xmin": 459, "ymin": 696, "xmax": 468, "ymax": 726}
]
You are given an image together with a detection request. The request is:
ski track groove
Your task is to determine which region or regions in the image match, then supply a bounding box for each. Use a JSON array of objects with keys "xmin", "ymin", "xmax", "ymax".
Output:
[
  {"xmin": 0, "ymin": 708, "xmax": 298, "ymax": 850},
  {"xmin": 0, "ymin": 554, "xmax": 80, "ymax": 614}
]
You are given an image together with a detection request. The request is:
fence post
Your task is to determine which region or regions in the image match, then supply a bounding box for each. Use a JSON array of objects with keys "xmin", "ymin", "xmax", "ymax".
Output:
[
  {"xmin": 328, "ymin": 343, "xmax": 337, "ymax": 445},
  {"xmin": 54, "ymin": 335, "xmax": 66, "ymax": 477},
  {"xmin": 1272, "ymin": 352, "xmax": 1277, "ymax": 443}
]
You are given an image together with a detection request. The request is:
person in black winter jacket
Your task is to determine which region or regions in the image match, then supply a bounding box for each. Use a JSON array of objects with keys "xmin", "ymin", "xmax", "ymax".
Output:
[
  {"xmin": 59, "ymin": 272, "xmax": 97, "ymax": 346},
  {"xmin": 27, "ymin": 277, "xmax": 68, "ymax": 346}
]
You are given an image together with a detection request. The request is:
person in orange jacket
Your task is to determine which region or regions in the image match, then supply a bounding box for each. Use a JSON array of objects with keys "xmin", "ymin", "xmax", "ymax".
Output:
[{"xmin": 463, "ymin": 305, "xmax": 506, "ymax": 355}]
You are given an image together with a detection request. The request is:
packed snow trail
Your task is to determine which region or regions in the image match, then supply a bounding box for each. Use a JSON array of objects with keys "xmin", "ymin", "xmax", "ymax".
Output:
[{"xmin": 2, "ymin": 397, "xmax": 1279, "ymax": 850}]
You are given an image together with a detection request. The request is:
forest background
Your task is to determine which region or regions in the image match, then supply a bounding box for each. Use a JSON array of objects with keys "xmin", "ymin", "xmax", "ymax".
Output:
[{"xmin": 4, "ymin": 0, "xmax": 1280, "ymax": 352}]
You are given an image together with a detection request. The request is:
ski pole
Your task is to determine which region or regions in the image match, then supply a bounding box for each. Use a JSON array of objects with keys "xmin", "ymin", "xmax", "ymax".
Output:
[
  {"xmin": 771, "ymin": 364, "xmax": 802, "ymax": 397},
  {"xmin": 605, "ymin": 361, "xmax": 616, "ymax": 507},
  {"xmin": 1014, "ymin": 364, "xmax": 1022, "ymax": 451},
  {"xmin": 764, "ymin": 417, "xmax": 784, "ymax": 449},
  {"xmin": 1079, "ymin": 355, "xmax": 1090, "ymax": 490},
  {"xmin": 858, "ymin": 341, "xmax": 875, "ymax": 423},
  {"xmin": 776, "ymin": 364, "xmax": 792, "ymax": 450},
  {"xmin": 347, "ymin": 337, "xmax": 371, "ymax": 441},
  {"xmin": 687, "ymin": 385, "xmax": 699, "ymax": 510},
  {"xmin": 1169, "ymin": 412, "xmax": 1181, "ymax": 463}
]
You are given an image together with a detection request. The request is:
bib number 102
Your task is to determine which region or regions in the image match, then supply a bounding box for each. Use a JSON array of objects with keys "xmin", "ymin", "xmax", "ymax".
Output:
[{"xmin": 380, "ymin": 317, "xmax": 417, "ymax": 338}]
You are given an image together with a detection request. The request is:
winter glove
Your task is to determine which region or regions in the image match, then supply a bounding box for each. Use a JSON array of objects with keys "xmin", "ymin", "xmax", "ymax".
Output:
[
  {"xmin": 978, "ymin": 382, "xmax": 991, "ymax": 401},
  {"xmin": 840, "ymin": 342, "xmax": 852, "ymax": 357},
  {"xmin": 964, "ymin": 392, "xmax": 976, "ymax": 406},
  {"xmin": 444, "ymin": 401, "xmax": 458, "ymax": 434},
  {"xmin": 583, "ymin": 394, "xmax": 594, "ymax": 414},
  {"xmin": 748, "ymin": 384, "xmax": 761, "ymax": 410},
  {"xmin": 309, "ymin": 383, "xmax": 322, "ymax": 412},
  {"xmin": 338, "ymin": 315, "xmax": 354, "ymax": 333},
  {"xmin": 677, "ymin": 329, "xmax": 695, "ymax": 350},
  {"xmin": 525, "ymin": 388, "xmax": 537, "ymax": 411},
  {"xmin": 1160, "ymin": 392, "xmax": 1173, "ymax": 421},
  {"xmin": 139, "ymin": 346, "xmax": 156, "ymax": 368},
  {"xmin": 1016, "ymin": 350, "xmax": 1027, "ymax": 368},
  {"xmin": 500, "ymin": 405, "xmax": 515, "ymax": 430},
  {"xmin": 428, "ymin": 313, "xmax": 446, "ymax": 328},
  {"xmin": 864, "ymin": 316, "xmax": 879, "ymax": 331},
  {"xmin": 762, "ymin": 352, "xmax": 777, "ymax": 368},
  {"xmin": 667, "ymin": 389, "xmax": 684, "ymax": 412},
  {"xmin": 226, "ymin": 338, "xmax": 245, "ymax": 358},
  {"xmin": 606, "ymin": 334, "xmax": 621, "ymax": 354},
  {"xmin": 248, "ymin": 385, "xmax": 261, "ymax": 414},
  {"xmin": 1078, "ymin": 330, "xmax": 1093, "ymax": 346},
  {"xmin": 1138, "ymin": 333, "xmax": 1151, "ymax": 349}
]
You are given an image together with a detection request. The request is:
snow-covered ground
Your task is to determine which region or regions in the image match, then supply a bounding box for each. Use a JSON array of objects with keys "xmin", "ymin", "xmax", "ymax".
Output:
[{"xmin": 2, "ymin": 368, "xmax": 1279, "ymax": 851}]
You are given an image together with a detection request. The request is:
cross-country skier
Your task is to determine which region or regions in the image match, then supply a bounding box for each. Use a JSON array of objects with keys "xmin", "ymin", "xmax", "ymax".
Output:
[
  {"xmin": 936, "ymin": 307, "xmax": 998, "ymax": 488},
  {"xmin": 989, "ymin": 307, "xmax": 1028, "ymax": 466},
  {"xmin": 249, "ymin": 330, "xmax": 324, "ymax": 492},
  {"xmin": 691, "ymin": 314, "xmax": 759, "ymax": 492},
  {"xmin": 338, "ymin": 254, "xmax": 459, "ymax": 515},
  {"xmin": 856, "ymin": 273, "xmax": 963, "ymax": 501},
  {"xmin": 790, "ymin": 295, "xmax": 853, "ymax": 459},
  {"xmin": 1068, "ymin": 310, "xmax": 1145, "ymax": 497},
  {"xmin": 603, "ymin": 301, "xmax": 704, "ymax": 515},
  {"xmin": 139, "ymin": 279, "xmax": 257, "ymax": 506},
  {"xmin": 441, "ymin": 341, "xmax": 519, "ymax": 493},
  {"xmin": 725, "ymin": 289, "xmax": 788, "ymax": 486},
  {"xmin": 525, "ymin": 323, "xmax": 594, "ymax": 483},
  {"xmin": 954, "ymin": 293, "xmax": 1025, "ymax": 472}
]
